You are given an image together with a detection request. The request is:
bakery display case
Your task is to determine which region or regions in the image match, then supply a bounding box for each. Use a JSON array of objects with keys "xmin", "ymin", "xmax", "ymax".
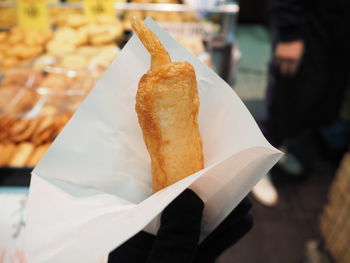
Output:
[
  {"xmin": 0, "ymin": 1, "xmax": 239, "ymax": 73},
  {"xmin": 0, "ymin": 0, "xmax": 239, "ymax": 182},
  {"xmin": 0, "ymin": 66, "xmax": 97, "ymax": 168}
]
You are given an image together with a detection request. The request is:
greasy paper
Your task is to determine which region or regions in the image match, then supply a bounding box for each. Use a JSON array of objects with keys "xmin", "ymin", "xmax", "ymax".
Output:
[{"xmin": 26, "ymin": 18, "xmax": 282, "ymax": 263}]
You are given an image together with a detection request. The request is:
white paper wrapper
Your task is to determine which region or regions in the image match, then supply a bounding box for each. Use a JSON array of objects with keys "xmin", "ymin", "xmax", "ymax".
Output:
[{"xmin": 25, "ymin": 18, "xmax": 283, "ymax": 263}]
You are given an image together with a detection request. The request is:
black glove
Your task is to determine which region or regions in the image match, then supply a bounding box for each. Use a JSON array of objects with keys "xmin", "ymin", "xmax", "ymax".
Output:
[
  {"xmin": 193, "ymin": 197, "xmax": 253, "ymax": 263},
  {"xmin": 108, "ymin": 189, "xmax": 252, "ymax": 263}
]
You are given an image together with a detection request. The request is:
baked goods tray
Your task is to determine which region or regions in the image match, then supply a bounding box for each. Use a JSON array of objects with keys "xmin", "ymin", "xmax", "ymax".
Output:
[
  {"xmin": 0, "ymin": 166, "xmax": 32, "ymax": 186},
  {"xmin": 0, "ymin": 2, "xmax": 239, "ymax": 14}
]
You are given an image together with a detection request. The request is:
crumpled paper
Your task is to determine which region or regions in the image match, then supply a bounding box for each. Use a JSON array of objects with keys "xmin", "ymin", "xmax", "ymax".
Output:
[{"xmin": 25, "ymin": 18, "xmax": 282, "ymax": 263}]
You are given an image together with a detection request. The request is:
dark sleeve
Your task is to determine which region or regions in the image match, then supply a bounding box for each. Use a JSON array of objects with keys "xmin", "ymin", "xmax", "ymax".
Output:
[
  {"xmin": 146, "ymin": 189, "xmax": 204, "ymax": 263},
  {"xmin": 268, "ymin": 0, "xmax": 306, "ymax": 42},
  {"xmin": 108, "ymin": 231, "xmax": 155, "ymax": 262},
  {"xmin": 194, "ymin": 198, "xmax": 253, "ymax": 263}
]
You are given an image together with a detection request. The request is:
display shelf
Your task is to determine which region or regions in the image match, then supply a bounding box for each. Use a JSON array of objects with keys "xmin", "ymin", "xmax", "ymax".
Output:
[{"xmin": 0, "ymin": 2, "xmax": 239, "ymax": 13}]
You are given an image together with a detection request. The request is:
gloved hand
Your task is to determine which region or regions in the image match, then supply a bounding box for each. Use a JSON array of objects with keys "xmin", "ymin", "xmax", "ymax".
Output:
[
  {"xmin": 193, "ymin": 196, "xmax": 253, "ymax": 263},
  {"xmin": 108, "ymin": 189, "xmax": 253, "ymax": 263}
]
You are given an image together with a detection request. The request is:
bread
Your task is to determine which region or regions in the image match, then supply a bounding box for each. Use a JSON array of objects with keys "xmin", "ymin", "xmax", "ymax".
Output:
[{"xmin": 132, "ymin": 19, "xmax": 204, "ymax": 192}]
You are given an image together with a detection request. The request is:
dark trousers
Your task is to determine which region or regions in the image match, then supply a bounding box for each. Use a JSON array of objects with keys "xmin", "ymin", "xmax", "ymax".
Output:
[{"xmin": 258, "ymin": 7, "xmax": 350, "ymax": 148}]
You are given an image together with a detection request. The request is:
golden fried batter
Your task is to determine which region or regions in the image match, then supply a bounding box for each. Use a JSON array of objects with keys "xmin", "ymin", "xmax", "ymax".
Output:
[{"xmin": 132, "ymin": 19, "xmax": 204, "ymax": 192}]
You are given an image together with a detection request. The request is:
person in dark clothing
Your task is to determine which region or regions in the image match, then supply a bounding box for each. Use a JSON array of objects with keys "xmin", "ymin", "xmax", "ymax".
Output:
[
  {"xmin": 262, "ymin": 0, "xmax": 350, "ymax": 146},
  {"xmin": 253, "ymin": 0, "xmax": 350, "ymax": 206},
  {"xmin": 108, "ymin": 189, "xmax": 253, "ymax": 263}
]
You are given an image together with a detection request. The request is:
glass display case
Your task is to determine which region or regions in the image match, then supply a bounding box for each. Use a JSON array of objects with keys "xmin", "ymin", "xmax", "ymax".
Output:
[{"xmin": 0, "ymin": 1, "xmax": 239, "ymax": 171}]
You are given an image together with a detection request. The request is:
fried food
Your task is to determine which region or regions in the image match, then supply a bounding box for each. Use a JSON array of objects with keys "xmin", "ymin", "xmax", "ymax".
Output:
[
  {"xmin": 60, "ymin": 54, "xmax": 88, "ymax": 70},
  {"xmin": 65, "ymin": 13, "xmax": 88, "ymax": 29},
  {"xmin": 11, "ymin": 118, "xmax": 40, "ymax": 143},
  {"xmin": 26, "ymin": 143, "xmax": 50, "ymax": 167},
  {"xmin": 9, "ymin": 119, "xmax": 30, "ymax": 137},
  {"xmin": 0, "ymin": 27, "xmax": 51, "ymax": 68},
  {"xmin": 46, "ymin": 40, "xmax": 76, "ymax": 56},
  {"xmin": 88, "ymin": 23, "xmax": 123, "ymax": 45},
  {"xmin": 32, "ymin": 116, "xmax": 55, "ymax": 144},
  {"xmin": 0, "ymin": 143, "xmax": 17, "ymax": 166},
  {"xmin": 132, "ymin": 19, "xmax": 204, "ymax": 192},
  {"xmin": 0, "ymin": 113, "xmax": 71, "ymax": 167},
  {"xmin": 9, "ymin": 142, "xmax": 34, "ymax": 167}
]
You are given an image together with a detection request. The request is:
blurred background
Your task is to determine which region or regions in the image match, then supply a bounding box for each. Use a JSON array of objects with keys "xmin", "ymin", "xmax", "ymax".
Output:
[{"xmin": 1, "ymin": 0, "xmax": 349, "ymax": 262}]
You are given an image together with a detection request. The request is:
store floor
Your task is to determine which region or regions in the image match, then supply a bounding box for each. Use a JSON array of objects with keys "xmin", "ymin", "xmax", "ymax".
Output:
[
  {"xmin": 217, "ymin": 161, "xmax": 334, "ymax": 263},
  {"xmin": 217, "ymin": 25, "xmax": 336, "ymax": 263}
]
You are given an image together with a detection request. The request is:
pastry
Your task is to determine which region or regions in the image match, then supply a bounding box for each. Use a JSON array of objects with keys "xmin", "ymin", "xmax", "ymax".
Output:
[
  {"xmin": 132, "ymin": 19, "xmax": 204, "ymax": 192},
  {"xmin": 18, "ymin": 45, "xmax": 44, "ymax": 59},
  {"xmin": 89, "ymin": 24, "xmax": 123, "ymax": 45},
  {"xmin": 11, "ymin": 118, "xmax": 40, "ymax": 142},
  {"xmin": 65, "ymin": 13, "xmax": 87, "ymax": 29},
  {"xmin": 9, "ymin": 142, "xmax": 34, "ymax": 167},
  {"xmin": 26, "ymin": 143, "xmax": 50, "ymax": 167},
  {"xmin": 76, "ymin": 46, "xmax": 98, "ymax": 58},
  {"xmin": 0, "ymin": 28, "xmax": 50, "ymax": 69},
  {"xmin": 9, "ymin": 119, "xmax": 30, "ymax": 137},
  {"xmin": 31, "ymin": 116, "xmax": 56, "ymax": 144},
  {"xmin": 54, "ymin": 27, "xmax": 78, "ymax": 44},
  {"xmin": 0, "ymin": 143, "xmax": 16, "ymax": 166},
  {"xmin": 76, "ymin": 27, "xmax": 89, "ymax": 46},
  {"xmin": 60, "ymin": 54, "xmax": 88, "ymax": 70},
  {"xmin": 46, "ymin": 40, "xmax": 76, "ymax": 56}
]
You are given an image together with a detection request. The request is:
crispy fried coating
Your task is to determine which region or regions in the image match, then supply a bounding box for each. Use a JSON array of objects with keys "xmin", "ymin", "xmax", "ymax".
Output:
[{"xmin": 132, "ymin": 19, "xmax": 204, "ymax": 192}]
